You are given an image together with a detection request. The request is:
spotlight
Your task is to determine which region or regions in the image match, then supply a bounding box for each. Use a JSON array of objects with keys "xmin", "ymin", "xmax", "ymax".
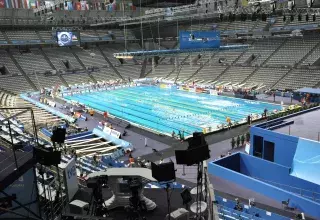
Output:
[
  {"xmin": 298, "ymin": 14, "xmax": 302, "ymax": 21},
  {"xmin": 313, "ymin": 14, "xmax": 316, "ymax": 21},
  {"xmin": 290, "ymin": 15, "xmax": 294, "ymax": 21},
  {"xmin": 306, "ymin": 14, "xmax": 309, "ymax": 21},
  {"xmin": 306, "ymin": 0, "xmax": 315, "ymax": 8}
]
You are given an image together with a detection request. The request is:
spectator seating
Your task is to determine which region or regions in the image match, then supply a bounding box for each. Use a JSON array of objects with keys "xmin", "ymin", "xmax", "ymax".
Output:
[
  {"xmin": 146, "ymin": 65, "xmax": 175, "ymax": 79},
  {"xmin": 273, "ymin": 69, "xmax": 320, "ymax": 90},
  {"xmin": 212, "ymin": 50, "xmax": 243, "ymax": 65},
  {"xmin": 0, "ymin": 50, "xmax": 21, "ymax": 75},
  {"xmin": 0, "ymin": 32, "xmax": 6, "ymax": 41},
  {"xmin": 116, "ymin": 65, "xmax": 141, "ymax": 79},
  {"xmin": 72, "ymin": 47, "xmax": 107, "ymax": 68},
  {"xmin": 0, "ymin": 75, "xmax": 34, "ymax": 94},
  {"xmin": 244, "ymin": 68, "xmax": 290, "ymax": 90},
  {"xmin": 176, "ymin": 65, "xmax": 200, "ymax": 82},
  {"xmin": 193, "ymin": 65, "xmax": 227, "ymax": 84},
  {"xmin": 237, "ymin": 39, "xmax": 285, "ymax": 66},
  {"xmin": 267, "ymin": 37, "xmax": 318, "ymax": 66},
  {"xmin": 43, "ymin": 48, "xmax": 82, "ymax": 70},
  {"xmin": 11, "ymin": 49, "xmax": 53, "ymax": 74},
  {"xmin": 29, "ymin": 73, "xmax": 63, "ymax": 90},
  {"xmin": 6, "ymin": 31, "xmax": 39, "ymax": 41},
  {"xmin": 218, "ymin": 67, "xmax": 255, "ymax": 85},
  {"xmin": 99, "ymin": 44, "xmax": 122, "ymax": 65},
  {"xmin": 62, "ymin": 73, "xmax": 93, "ymax": 85},
  {"xmin": 91, "ymin": 69, "xmax": 119, "ymax": 82},
  {"xmin": 38, "ymin": 31, "xmax": 54, "ymax": 41}
]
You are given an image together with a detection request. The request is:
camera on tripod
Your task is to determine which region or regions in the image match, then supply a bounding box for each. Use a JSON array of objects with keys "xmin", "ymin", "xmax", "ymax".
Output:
[
  {"xmin": 125, "ymin": 177, "xmax": 147, "ymax": 220},
  {"xmin": 86, "ymin": 175, "xmax": 109, "ymax": 217}
]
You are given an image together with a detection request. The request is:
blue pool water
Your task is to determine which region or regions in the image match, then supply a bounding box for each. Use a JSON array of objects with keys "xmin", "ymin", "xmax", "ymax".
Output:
[{"xmin": 65, "ymin": 86, "xmax": 282, "ymax": 135}]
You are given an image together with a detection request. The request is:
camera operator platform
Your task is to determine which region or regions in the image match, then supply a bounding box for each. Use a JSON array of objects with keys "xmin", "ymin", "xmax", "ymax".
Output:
[{"xmin": 86, "ymin": 168, "xmax": 157, "ymax": 212}]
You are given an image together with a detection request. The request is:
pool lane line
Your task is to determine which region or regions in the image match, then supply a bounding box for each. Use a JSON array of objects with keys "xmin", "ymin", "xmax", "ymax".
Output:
[{"xmin": 69, "ymin": 94, "xmax": 198, "ymax": 135}]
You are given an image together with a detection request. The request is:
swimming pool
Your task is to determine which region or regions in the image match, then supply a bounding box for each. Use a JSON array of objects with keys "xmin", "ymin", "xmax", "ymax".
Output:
[{"xmin": 65, "ymin": 86, "xmax": 282, "ymax": 136}]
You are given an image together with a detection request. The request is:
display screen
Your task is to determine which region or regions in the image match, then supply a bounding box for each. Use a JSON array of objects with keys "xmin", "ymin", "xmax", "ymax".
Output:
[{"xmin": 57, "ymin": 31, "xmax": 80, "ymax": 46}]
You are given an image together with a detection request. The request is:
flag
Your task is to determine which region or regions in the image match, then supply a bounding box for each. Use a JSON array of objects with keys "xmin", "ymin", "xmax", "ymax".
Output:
[
  {"xmin": 67, "ymin": 1, "xmax": 73, "ymax": 10},
  {"xmin": 23, "ymin": 0, "xmax": 28, "ymax": 8},
  {"xmin": 241, "ymin": 0, "xmax": 248, "ymax": 6},
  {"xmin": 80, "ymin": 1, "xmax": 86, "ymax": 10},
  {"xmin": 29, "ymin": 0, "xmax": 36, "ymax": 8},
  {"xmin": 5, "ymin": 0, "xmax": 10, "ymax": 8},
  {"xmin": 0, "ymin": 0, "xmax": 5, "ymax": 8},
  {"xmin": 75, "ymin": 2, "xmax": 80, "ymax": 10}
]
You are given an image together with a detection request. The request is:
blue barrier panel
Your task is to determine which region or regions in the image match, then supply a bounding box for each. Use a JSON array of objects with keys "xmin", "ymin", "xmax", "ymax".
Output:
[
  {"xmin": 92, "ymin": 128, "xmax": 132, "ymax": 149},
  {"xmin": 20, "ymin": 94, "xmax": 76, "ymax": 123},
  {"xmin": 209, "ymin": 153, "xmax": 320, "ymax": 219},
  {"xmin": 41, "ymin": 128, "xmax": 52, "ymax": 137},
  {"xmin": 291, "ymin": 138, "xmax": 320, "ymax": 186},
  {"xmin": 66, "ymin": 131, "xmax": 93, "ymax": 140},
  {"xmin": 0, "ymin": 41, "xmax": 8, "ymax": 44},
  {"xmin": 179, "ymin": 31, "xmax": 220, "ymax": 49}
]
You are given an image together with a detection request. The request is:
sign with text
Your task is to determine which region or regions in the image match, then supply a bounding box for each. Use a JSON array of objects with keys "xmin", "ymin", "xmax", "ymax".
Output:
[{"xmin": 63, "ymin": 158, "xmax": 78, "ymax": 201}]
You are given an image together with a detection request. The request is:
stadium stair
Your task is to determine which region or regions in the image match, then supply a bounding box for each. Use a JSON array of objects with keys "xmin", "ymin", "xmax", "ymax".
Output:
[
  {"xmin": 140, "ymin": 58, "xmax": 147, "ymax": 78},
  {"xmin": 35, "ymin": 31, "xmax": 44, "ymax": 43},
  {"xmin": 39, "ymin": 48, "xmax": 69, "ymax": 87},
  {"xmin": 271, "ymin": 68, "xmax": 294, "ymax": 89},
  {"xmin": 262, "ymin": 38, "xmax": 288, "ymax": 66},
  {"xmin": 69, "ymin": 48, "xmax": 97, "ymax": 83},
  {"xmin": 185, "ymin": 55, "xmax": 213, "ymax": 81},
  {"xmin": 297, "ymin": 41, "xmax": 320, "ymax": 66},
  {"xmin": 6, "ymin": 49, "xmax": 37, "ymax": 91},
  {"xmin": 144, "ymin": 42, "xmax": 179, "ymax": 77},
  {"xmin": 314, "ymin": 81, "xmax": 320, "ymax": 88},
  {"xmin": 97, "ymin": 46, "xmax": 124, "ymax": 80},
  {"xmin": 240, "ymin": 67, "xmax": 259, "ymax": 84},
  {"xmin": 213, "ymin": 65, "xmax": 231, "ymax": 82},
  {"xmin": 1, "ymin": 30, "xmax": 11, "ymax": 43}
]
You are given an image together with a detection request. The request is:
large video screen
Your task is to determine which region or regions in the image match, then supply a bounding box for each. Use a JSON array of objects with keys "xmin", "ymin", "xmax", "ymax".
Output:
[
  {"xmin": 57, "ymin": 31, "xmax": 80, "ymax": 46},
  {"xmin": 179, "ymin": 31, "xmax": 220, "ymax": 49}
]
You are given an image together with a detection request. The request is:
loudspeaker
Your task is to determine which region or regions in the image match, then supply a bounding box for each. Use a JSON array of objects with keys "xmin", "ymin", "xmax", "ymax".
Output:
[
  {"xmin": 51, "ymin": 127, "xmax": 66, "ymax": 143},
  {"xmin": 34, "ymin": 147, "xmax": 61, "ymax": 166},
  {"xmin": 187, "ymin": 132, "xmax": 206, "ymax": 149},
  {"xmin": 151, "ymin": 161, "xmax": 175, "ymax": 182},
  {"xmin": 175, "ymin": 144, "xmax": 210, "ymax": 166}
]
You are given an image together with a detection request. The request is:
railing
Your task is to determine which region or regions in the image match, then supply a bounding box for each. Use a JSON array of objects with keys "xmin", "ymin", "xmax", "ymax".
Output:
[{"xmin": 253, "ymin": 176, "xmax": 320, "ymax": 202}]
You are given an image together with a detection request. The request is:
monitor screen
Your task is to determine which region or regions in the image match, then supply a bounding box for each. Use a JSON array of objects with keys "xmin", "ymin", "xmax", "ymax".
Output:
[{"xmin": 57, "ymin": 31, "xmax": 80, "ymax": 46}]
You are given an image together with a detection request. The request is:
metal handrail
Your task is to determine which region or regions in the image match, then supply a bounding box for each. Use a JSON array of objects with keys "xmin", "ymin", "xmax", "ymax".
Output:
[{"xmin": 253, "ymin": 176, "xmax": 320, "ymax": 201}]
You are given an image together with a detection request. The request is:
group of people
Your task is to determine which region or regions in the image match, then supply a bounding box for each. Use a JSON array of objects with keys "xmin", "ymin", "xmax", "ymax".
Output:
[{"xmin": 171, "ymin": 130, "xmax": 185, "ymax": 141}]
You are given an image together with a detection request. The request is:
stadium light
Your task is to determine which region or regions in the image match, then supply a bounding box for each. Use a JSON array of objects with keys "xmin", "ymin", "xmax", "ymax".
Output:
[
  {"xmin": 270, "ymin": 0, "xmax": 276, "ymax": 12},
  {"xmin": 288, "ymin": 0, "xmax": 295, "ymax": 10},
  {"xmin": 306, "ymin": 0, "xmax": 315, "ymax": 8}
]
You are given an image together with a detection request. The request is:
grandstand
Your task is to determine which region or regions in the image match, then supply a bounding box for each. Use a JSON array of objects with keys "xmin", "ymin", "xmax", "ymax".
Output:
[{"xmin": 0, "ymin": 1, "xmax": 320, "ymax": 220}]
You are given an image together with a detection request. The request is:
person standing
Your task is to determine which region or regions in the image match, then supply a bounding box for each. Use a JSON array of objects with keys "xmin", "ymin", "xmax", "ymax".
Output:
[
  {"xmin": 145, "ymin": 137, "xmax": 148, "ymax": 147},
  {"xmin": 103, "ymin": 111, "xmax": 108, "ymax": 119}
]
